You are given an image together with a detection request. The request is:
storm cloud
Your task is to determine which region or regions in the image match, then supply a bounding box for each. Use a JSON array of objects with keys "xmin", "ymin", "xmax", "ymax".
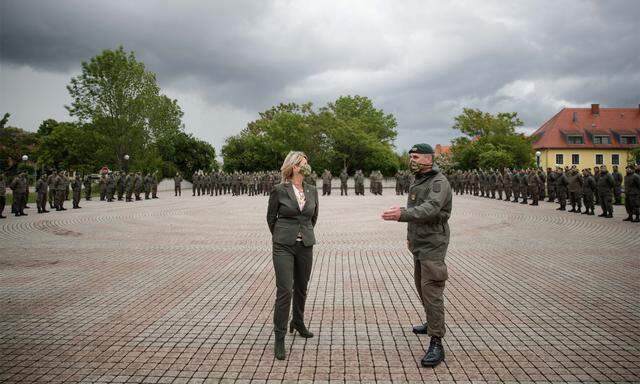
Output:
[{"xmin": 1, "ymin": 0, "xmax": 639, "ymax": 153}]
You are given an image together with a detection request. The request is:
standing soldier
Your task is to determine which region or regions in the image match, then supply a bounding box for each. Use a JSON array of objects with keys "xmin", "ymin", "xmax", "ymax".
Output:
[
  {"xmin": 340, "ymin": 169, "xmax": 349, "ymax": 196},
  {"xmin": 174, "ymin": 172, "xmax": 182, "ymax": 196},
  {"xmin": 581, "ymin": 168, "xmax": 596, "ymax": 215},
  {"xmin": 10, "ymin": 173, "xmax": 27, "ymax": 216},
  {"xmin": 503, "ymin": 169, "xmax": 512, "ymax": 202},
  {"xmin": 597, "ymin": 165, "xmax": 614, "ymax": 218},
  {"xmin": 71, "ymin": 174, "xmax": 82, "ymax": 209},
  {"xmin": 381, "ymin": 143, "xmax": 451, "ymax": 368},
  {"xmin": 134, "ymin": 172, "xmax": 143, "ymax": 201},
  {"xmin": 0, "ymin": 173, "xmax": 6, "ymax": 219},
  {"xmin": 35, "ymin": 174, "xmax": 49, "ymax": 213},
  {"xmin": 566, "ymin": 167, "xmax": 583, "ymax": 213},
  {"xmin": 623, "ymin": 165, "xmax": 640, "ymax": 222},
  {"xmin": 152, "ymin": 172, "xmax": 159, "ymax": 198},
  {"xmin": 322, "ymin": 169, "xmax": 332, "ymax": 196},
  {"xmin": 144, "ymin": 173, "xmax": 152, "ymax": 199},
  {"xmin": 354, "ymin": 170, "xmax": 364, "ymax": 195},
  {"xmin": 125, "ymin": 172, "xmax": 134, "ymax": 202},
  {"xmin": 546, "ymin": 167, "xmax": 557, "ymax": 202},
  {"xmin": 47, "ymin": 171, "xmax": 57, "ymax": 209},
  {"xmin": 538, "ymin": 168, "xmax": 546, "ymax": 201},
  {"xmin": 55, "ymin": 171, "xmax": 67, "ymax": 211},
  {"xmin": 593, "ymin": 166, "xmax": 601, "ymax": 206},
  {"xmin": 555, "ymin": 167, "xmax": 569, "ymax": 211},
  {"xmin": 83, "ymin": 175, "xmax": 93, "ymax": 201},
  {"xmin": 117, "ymin": 171, "xmax": 126, "ymax": 200},
  {"xmin": 106, "ymin": 172, "xmax": 115, "ymax": 202},
  {"xmin": 527, "ymin": 169, "xmax": 539, "ymax": 206},
  {"xmin": 99, "ymin": 174, "xmax": 107, "ymax": 201},
  {"xmin": 612, "ymin": 165, "xmax": 623, "ymax": 205},
  {"xmin": 495, "ymin": 170, "xmax": 504, "ymax": 200},
  {"xmin": 518, "ymin": 169, "xmax": 529, "ymax": 204}
]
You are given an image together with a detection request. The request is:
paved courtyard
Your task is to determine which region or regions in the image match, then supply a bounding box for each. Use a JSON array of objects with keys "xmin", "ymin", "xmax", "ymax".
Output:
[{"xmin": 1, "ymin": 190, "xmax": 639, "ymax": 383}]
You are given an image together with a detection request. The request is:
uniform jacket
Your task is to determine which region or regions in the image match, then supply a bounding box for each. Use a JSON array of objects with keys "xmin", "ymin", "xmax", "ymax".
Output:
[
  {"xmin": 267, "ymin": 181, "xmax": 319, "ymax": 247},
  {"xmin": 399, "ymin": 167, "xmax": 452, "ymax": 263}
]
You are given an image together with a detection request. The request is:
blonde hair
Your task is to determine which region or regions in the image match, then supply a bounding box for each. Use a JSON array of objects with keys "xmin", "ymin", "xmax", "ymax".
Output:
[{"xmin": 280, "ymin": 151, "xmax": 308, "ymax": 183}]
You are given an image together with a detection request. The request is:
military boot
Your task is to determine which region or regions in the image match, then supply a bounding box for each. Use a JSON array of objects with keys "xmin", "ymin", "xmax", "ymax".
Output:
[
  {"xmin": 623, "ymin": 215, "xmax": 633, "ymax": 221},
  {"xmin": 274, "ymin": 335, "xmax": 286, "ymax": 360},
  {"xmin": 421, "ymin": 336, "xmax": 445, "ymax": 368}
]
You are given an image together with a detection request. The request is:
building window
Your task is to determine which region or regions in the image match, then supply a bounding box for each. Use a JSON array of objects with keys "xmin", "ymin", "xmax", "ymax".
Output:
[
  {"xmin": 556, "ymin": 154, "xmax": 564, "ymax": 165},
  {"xmin": 567, "ymin": 135, "xmax": 584, "ymax": 144},
  {"xmin": 612, "ymin": 154, "xmax": 620, "ymax": 165},
  {"xmin": 595, "ymin": 154, "xmax": 604, "ymax": 165},
  {"xmin": 620, "ymin": 135, "xmax": 638, "ymax": 144},
  {"xmin": 572, "ymin": 154, "xmax": 580, "ymax": 165},
  {"xmin": 593, "ymin": 135, "xmax": 611, "ymax": 144}
]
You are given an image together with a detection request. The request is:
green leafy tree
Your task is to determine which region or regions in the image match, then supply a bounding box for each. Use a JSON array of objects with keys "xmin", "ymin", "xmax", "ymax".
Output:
[
  {"xmin": 0, "ymin": 124, "xmax": 40, "ymax": 176},
  {"xmin": 37, "ymin": 120, "xmax": 103, "ymax": 174}
]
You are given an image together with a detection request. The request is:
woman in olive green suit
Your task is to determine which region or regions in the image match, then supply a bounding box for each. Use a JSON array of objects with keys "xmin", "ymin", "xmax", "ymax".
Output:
[{"xmin": 266, "ymin": 151, "xmax": 319, "ymax": 360}]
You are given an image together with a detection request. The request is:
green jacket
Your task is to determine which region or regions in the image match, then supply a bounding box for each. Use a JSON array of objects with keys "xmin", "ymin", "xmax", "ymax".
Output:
[
  {"xmin": 267, "ymin": 181, "xmax": 319, "ymax": 247},
  {"xmin": 399, "ymin": 168, "xmax": 452, "ymax": 261}
]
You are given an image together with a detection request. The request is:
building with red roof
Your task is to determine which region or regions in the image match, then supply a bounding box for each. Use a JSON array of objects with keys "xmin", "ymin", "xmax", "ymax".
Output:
[{"xmin": 531, "ymin": 104, "xmax": 639, "ymax": 170}]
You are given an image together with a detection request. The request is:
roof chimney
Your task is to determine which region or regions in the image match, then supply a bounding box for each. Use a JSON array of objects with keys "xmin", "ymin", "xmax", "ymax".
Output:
[{"xmin": 591, "ymin": 104, "xmax": 600, "ymax": 115}]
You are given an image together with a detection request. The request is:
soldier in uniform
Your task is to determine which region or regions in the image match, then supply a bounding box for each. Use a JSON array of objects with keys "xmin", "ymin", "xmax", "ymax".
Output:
[
  {"xmin": 118, "ymin": 171, "xmax": 126, "ymax": 200},
  {"xmin": 597, "ymin": 165, "xmax": 614, "ymax": 218},
  {"xmin": 382, "ymin": 143, "xmax": 450, "ymax": 368},
  {"xmin": 47, "ymin": 171, "xmax": 57, "ymax": 209},
  {"xmin": 339, "ymin": 169, "xmax": 349, "ymax": 196},
  {"xmin": 35, "ymin": 174, "xmax": 49, "ymax": 213},
  {"xmin": 546, "ymin": 167, "xmax": 556, "ymax": 202},
  {"xmin": 174, "ymin": 173, "xmax": 182, "ymax": 196},
  {"xmin": 134, "ymin": 172, "xmax": 143, "ymax": 201},
  {"xmin": 518, "ymin": 169, "xmax": 529, "ymax": 204},
  {"xmin": 495, "ymin": 170, "xmax": 504, "ymax": 200},
  {"xmin": 322, "ymin": 169, "xmax": 332, "ymax": 196},
  {"xmin": 537, "ymin": 168, "xmax": 546, "ymax": 201},
  {"xmin": 503, "ymin": 169, "xmax": 512, "ymax": 202},
  {"xmin": 581, "ymin": 168, "xmax": 596, "ymax": 215},
  {"xmin": 623, "ymin": 165, "xmax": 640, "ymax": 222},
  {"xmin": 10, "ymin": 173, "xmax": 27, "ymax": 216},
  {"xmin": 125, "ymin": 172, "xmax": 134, "ymax": 202},
  {"xmin": 566, "ymin": 167, "xmax": 583, "ymax": 213},
  {"xmin": 72, "ymin": 174, "xmax": 82, "ymax": 209},
  {"xmin": 99, "ymin": 174, "xmax": 107, "ymax": 201},
  {"xmin": 144, "ymin": 173, "xmax": 152, "ymax": 199},
  {"xmin": 0, "ymin": 173, "xmax": 6, "ymax": 219},
  {"xmin": 593, "ymin": 167, "xmax": 601, "ymax": 205},
  {"xmin": 555, "ymin": 167, "xmax": 569, "ymax": 211},
  {"xmin": 527, "ymin": 169, "xmax": 539, "ymax": 206},
  {"xmin": 55, "ymin": 171, "xmax": 67, "ymax": 211},
  {"xmin": 612, "ymin": 165, "xmax": 623, "ymax": 205},
  {"xmin": 83, "ymin": 175, "xmax": 92, "ymax": 201}
]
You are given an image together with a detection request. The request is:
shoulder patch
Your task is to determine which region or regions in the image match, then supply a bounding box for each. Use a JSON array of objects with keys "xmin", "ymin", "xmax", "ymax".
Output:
[{"xmin": 433, "ymin": 181, "xmax": 441, "ymax": 193}]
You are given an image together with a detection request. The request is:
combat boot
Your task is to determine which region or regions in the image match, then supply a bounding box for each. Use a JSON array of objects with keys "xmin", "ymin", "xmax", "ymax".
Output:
[
  {"xmin": 633, "ymin": 214, "xmax": 640, "ymax": 222},
  {"xmin": 623, "ymin": 215, "xmax": 633, "ymax": 221},
  {"xmin": 274, "ymin": 335, "xmax": 286, "ymax": 360},
  {"xmin": 421, "ymin": 336, "xmax": 445, "ymax": 368},
  {"xmin": 412, "ymin": 322, "xmax": 429, "ymax": 334}
]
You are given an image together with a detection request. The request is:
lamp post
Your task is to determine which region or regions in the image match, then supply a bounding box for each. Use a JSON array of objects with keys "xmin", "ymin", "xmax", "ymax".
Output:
[
  {"xmin": 535, "ymin": 151, "xmax": 541, "ymax": 168},
  {"xmin": 123, "ymin": 155, "xmax": 130, "ymax": 173}
]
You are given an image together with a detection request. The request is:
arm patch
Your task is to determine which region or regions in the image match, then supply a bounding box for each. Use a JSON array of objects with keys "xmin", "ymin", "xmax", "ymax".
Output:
[{"xmin": 433, "ymin": 181, "xmax": 441, "ymax": 193}]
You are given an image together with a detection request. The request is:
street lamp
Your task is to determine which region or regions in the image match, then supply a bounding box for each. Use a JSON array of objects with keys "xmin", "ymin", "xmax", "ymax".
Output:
[
  {"xmin": 535, "ymin": 151, "xmax": 541, "ymax": 168},
  {"xmin": 123, "ymin": 154, "xmax": 130, "ymax": 173},
  {"xmin": 21, "ymin": 155, "xmax": 28, "ymax": 161}
]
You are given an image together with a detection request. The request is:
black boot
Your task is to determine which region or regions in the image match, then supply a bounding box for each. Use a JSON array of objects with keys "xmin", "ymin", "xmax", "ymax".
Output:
[
  {"xmin": 289, "ymin": 321, "xmax": 314, "ymax": 338},
  {"xmin": 274, "ymin": 335, "xmax": 286, "ymax": 360},
  {"xmin": 421, "ymin": 336, "xmax": 445, "ymax": 368},
  {"xmin": 412, "ymin": 322, "xmax": 429, "ymax": 334},
  {"xmin": 633, "ymin": 215, "xmax": 640, "ymax": 223},
  {"xmin": 623, "ymin": 216, "xmax": 633, "ymax": 221}
]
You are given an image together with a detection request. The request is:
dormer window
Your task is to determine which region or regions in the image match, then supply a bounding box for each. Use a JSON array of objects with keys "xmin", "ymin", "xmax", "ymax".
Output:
[
  {"xmin": 567, "ymin": 135, "xmax": 583, "ymax": 144},
  {"xmin": 620, "ymin": 135, "xmax": 637, "ymax": 144},
  {"xmin": 593, "ymin": 135, "xmax": 611, "ymax": 144}
]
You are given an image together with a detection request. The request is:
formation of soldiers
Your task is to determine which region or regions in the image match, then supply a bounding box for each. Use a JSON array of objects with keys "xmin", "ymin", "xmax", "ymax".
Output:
[
  {"xmin": 394, "ymin": 170, "xmax": 415, "ymax": 195},
  {"xmin": 446, "ymin": 164, "xmax": 640, "ymax": 222},
  {"xmin": 0, "ymin": 170, "xmax": 161, "ymax": 218}
]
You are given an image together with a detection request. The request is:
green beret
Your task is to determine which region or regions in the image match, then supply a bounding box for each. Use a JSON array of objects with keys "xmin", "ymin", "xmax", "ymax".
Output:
[{"xmin": 409, "ymin": 143, "xmax": 434, "ymax": 154}]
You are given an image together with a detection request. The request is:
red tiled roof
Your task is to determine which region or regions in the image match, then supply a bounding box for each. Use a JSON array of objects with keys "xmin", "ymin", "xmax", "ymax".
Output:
[
  {"xmin": 435, "ymin": 144, "xmax": 451, "ymax": 156},
  {"xmin": 531, "ymin": 105, "xmax": 640, "ymax": 149}
]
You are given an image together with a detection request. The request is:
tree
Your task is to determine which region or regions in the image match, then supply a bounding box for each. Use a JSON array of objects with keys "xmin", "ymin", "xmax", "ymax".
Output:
[
  {"xmin": 66, "ymin": 46, "xmax": 184, "ymax": 169},
  {"xmin": 0, "ymin": 119, "xmax": 40, "ymax": 176},
  {"xmin": 453, "ymin": 108, "xmax": 523, "ymax": 137},
  {"xmin": 37, "ymin": 120, "xmax": 102, "ymax": 174}
]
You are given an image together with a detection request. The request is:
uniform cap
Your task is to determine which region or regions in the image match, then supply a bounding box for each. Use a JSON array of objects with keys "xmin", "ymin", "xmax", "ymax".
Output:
[{"xmin": 408, "ymin": 143, "xmax": 434, "ymax": 154}]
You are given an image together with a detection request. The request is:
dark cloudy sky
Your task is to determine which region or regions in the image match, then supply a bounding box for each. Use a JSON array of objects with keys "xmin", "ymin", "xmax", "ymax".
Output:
[{"xmin": 2, "ymin": 0, "xmax": 639, "ymax": 156}]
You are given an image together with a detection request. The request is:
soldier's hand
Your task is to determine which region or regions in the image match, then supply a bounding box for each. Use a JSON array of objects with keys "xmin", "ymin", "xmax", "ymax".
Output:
[{"xmin": 381, "ymin": 206, "xmax": 401, "ymax": 221}]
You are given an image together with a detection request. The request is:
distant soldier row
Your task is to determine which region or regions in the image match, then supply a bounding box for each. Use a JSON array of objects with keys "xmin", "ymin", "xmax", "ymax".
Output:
[{"xmin": 446, "ymin": 164, "xmax": 640, "ymax": 222}]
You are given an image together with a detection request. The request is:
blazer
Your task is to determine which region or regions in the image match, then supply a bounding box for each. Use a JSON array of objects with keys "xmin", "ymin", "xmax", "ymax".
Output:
[{"xmin": 267, "ymin": 181, "xmax": 319, "ymax": 246}]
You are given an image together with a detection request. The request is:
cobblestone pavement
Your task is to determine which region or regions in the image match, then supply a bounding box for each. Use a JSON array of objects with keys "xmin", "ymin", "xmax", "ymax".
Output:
[{"xmin": 1, "ymin": 192, "xmax": 639, "ymax": 383}]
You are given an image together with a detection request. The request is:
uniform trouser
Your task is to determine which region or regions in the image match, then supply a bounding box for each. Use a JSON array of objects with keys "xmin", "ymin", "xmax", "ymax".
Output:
[
  {"xmin": 175, "ymin": 185, "xmax": 181, "ymax": 196},
  {"xmin": 272, "ymin": 242, "xmax": 313, "ymax": 336},
  {"xmin": 528, "ymin": 187, "xmax": 538, "ymax": 204},
  {"xmin": 614, "ymin": 187, "xmax": 622, "ymax": 204},
  {"xmin": 56, "ymin": 190, "xmax": 65, "ymax": 209},
  {"xmin": 583, "ymin": 193, "xmax": 594, "ymax": 212},
  {"xmin": 37, "ymin": 193, "xmax": 46, "ymax": 212},
  {"xmin": 497, "ymin": 188, "xmax": 503, "ymax": 199},
  {"xmin": 323, "ymin": 184, "xmax": 330, "ymax": 195},
  {"xmin": 413, "ymin": 258, "xmax": 447, "ymax": 338},
  {"xmin": 548, "ymin": 187, "xmax": 556, "ymax": 201},
  {"xmin": 520, "ymin": 186, "xmax": 528, "ymax": 202},
  {"xmin": 152, "ymin": 186, "xmax": 158, "ymax": 198},
  {"xmin": 107, "ymin": 188, "xmax": 114, "ymax": 201},
  {"xmin": 0, "ymin": 195, "xmax": 5, "ymax": 216},
  {"xmin": 341, "ymin": 183, "xmax": 348, "ymax": 195},
  {"xmin": 504, "ymin": 186, "xmax": 511, "ymax": 200},
  {"xmin": 539, "ymin": 186, "xmax": 546, "ymax": 200},
  {"xmin": 48, "ymin": 190, "xmax": 55, "ymax": 207},
  {"xmin": 85, "ymin": 188, "xmax": 92, "ymax": 200},
  {"xmin": 557, "ymin": 191, "xmax": 567, "ymax": 209},
  {"xmin": 600, "ymin": 193, "xmax": 613, "ymax": 215},
  {"xmin": 12, "ymin": 194, "xmax": 25, "ymax": 215},
  {"xmin": 569, "ymin": 192, "xmax": 581, "ymax": 209},
  {"xmin": 126, "ymin": 190, "xmax": 133, "ymax": 201},
  {"xmin": 625, "ymin": 194, "xmax": 639, "ymax": 217},
  {"xmin": 73, "ymin": 190, "xmax": 81, "ymax": 207},
  {"xmin": 145, "ymin": 188, "xmax": 150, "ymax": 199},
  {"xmin": 117, "ymin": 188, "xmax": 124, "ymax": 200},
  {"xmin": 100, "ymin": 189, "xmax": 106, "ymax": 200}
]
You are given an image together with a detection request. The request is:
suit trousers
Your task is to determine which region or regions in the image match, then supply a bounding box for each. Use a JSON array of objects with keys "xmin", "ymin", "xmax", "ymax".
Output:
[{"xmin": 272, "ymin": 241, "xmax": 313, "ymax": 336}]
